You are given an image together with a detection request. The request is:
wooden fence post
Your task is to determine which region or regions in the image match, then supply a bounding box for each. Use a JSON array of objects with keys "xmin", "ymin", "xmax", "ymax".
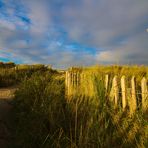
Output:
[
  {"xmin": 121, "ymin": 76, "xmax": 126, "ymax": 110},
  {"xmin": 65, "ymin": 71, "xmax": 68, "ymax": 96},
  {"xmin": 68, "ymin": 71, "xmax": 73, "ymax": 98},
  {"xmin": 77, "ymin": 72, "xmax": 81, "ymax": 90},
  {"xmin": 130, "ymin": 76, "xmax": 137, "ymax": 114},
  {"xmin": 141, "ymin": 77, "xmax": 148, "ymax": 111},
  {"xmin": 76, "ymin": 72, "xmax": 79, "ymax": 87},
  {"xmin": 67, "ymin": 71, "xmax": 71, "ymax": 97},
  {"xmin": 105, "ymin": 74, "xmax": 109, "ymax": 91},
  {"xmin": 72, "ymin": 72, "xmax": 75, "ymax": 95},
  {"xmin": 73, "ymin": 72, "xmax": 76, "ymax": 88},
  {"xmin": 72, "ymin": 72, "xmax": 74, "ymax": 87},
  {"xmin": 113, "ymin": 76, "xmax": 119, "ymax": 106},
  {"xmin": 80, "ymin": 73, "xmax": 84, "ymax": 96},
  {"xmin": 73, "ymin": 72, "xmax": 78, "ymax": 95},
  {"xmin": 110, "ymin": 75, "xmax": 119, "ymax": 106}
]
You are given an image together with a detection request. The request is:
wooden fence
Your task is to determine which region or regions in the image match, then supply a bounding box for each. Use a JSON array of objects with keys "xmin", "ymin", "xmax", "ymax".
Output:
[{"xmin": 65, "ymin": 71, "xmax": 148, "ymax": 113}]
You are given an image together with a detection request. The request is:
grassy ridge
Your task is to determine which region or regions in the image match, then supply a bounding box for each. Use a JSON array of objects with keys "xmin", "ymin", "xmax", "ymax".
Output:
[
  {"xmin": 12, "ymin": 67, "xmax": 148, "ymax": 148},
  {"xmin": 0, "ymin": 64, "xmax": 52, "ymax": 87}
]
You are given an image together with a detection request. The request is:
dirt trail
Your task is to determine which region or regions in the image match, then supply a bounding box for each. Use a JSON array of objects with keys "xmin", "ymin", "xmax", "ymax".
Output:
[{"xmin": 0, "ymin": 87, "xmax": 17, "ymax": 148}]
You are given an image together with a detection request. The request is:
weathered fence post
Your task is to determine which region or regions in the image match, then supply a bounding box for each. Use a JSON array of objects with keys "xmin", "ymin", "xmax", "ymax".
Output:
[
  {"xmin": 121, "ymin": 76, "xmax": 126, "ymax": 110},
  {"xmin": 73, "ymin": 72, "xmax": 76, "ymax": 88},
  {"xmin": 72, "ymin": 72, "xmax": 74, "ymax": 87},
  {"xmin": 68, "ymin": 71, "xmax": 72, "ymax": 98},
  {"xmin": 72, "ymin": 72, "xmax": 75, "ymax": 96},
  {"xmin": 105, "ymin": 74, "xmax": 109, "ymax": 91},
  {"xmin": 110, "ymin": 75, "xmax": 119, "ymax": 106},
  {"xmin": 113, "ymin": 76, "xmax": 119, "ymax": 106},
  {"xmin": 76, "ymin": 72, "xmax": 79, "ymax": 87},
  {"xmin": 76, "ymin": 72, "xmax": 80, "ymax": 93},
  {"xmin": 67, "ymin": 71, "xmax": 71, "ymax": 97},
  {"xmin": 73, "ymin": 72, "xmax": 78, "ymax": 95},
  {"xmin": 65, "ymin": 71, "xmax": 68, "ymax": 96},
  {"xmin": 141, "ymin": 77, "xmax": 148, "ymax": 111},
  {"xmin": 130, "ymin": 76, "xmax": 137, "ymax": 114},
  {"xmin": 80, "ymin": 73, "xmax": 84, "ymax": 96}
]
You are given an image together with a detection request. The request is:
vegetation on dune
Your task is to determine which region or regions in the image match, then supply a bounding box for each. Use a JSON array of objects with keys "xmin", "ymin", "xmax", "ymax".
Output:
[
  {"xmin": 0, "ymin": 61, "xmax": 15, "ymax": 68},
  {"xmin": 0, "ymin": 63, "xmax": 147, "ymax": 147},
  {"xmin": 13, "ymin": 72, "xmax": 66, "ymax": 148},
  {"xmin": 12, "ymin": 67, "xmax": 148, "ymax": 148},
  {"xmin": 0, "ymin": 64, "xmax": 147, "ymax": 87},
  {"xmin": 0, "ymin": 63, "xmax": 54, "ymax": 87}
]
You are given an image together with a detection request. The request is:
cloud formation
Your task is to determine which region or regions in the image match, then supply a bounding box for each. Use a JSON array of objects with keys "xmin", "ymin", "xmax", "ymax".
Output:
[{"xmin": 0, "ymin": 0, "xmax": 148, "ymax": 68}]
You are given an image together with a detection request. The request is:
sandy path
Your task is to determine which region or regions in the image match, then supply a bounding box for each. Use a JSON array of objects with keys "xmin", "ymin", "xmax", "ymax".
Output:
[{"xmin": 0, "ymin": 87, "xmax": 17, "ymax": 148}]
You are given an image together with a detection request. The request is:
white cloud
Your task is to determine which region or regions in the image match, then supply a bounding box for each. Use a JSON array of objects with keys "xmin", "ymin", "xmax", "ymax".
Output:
[
  {"xmin": 23, "ymin": 0, "xmax": 51, "ymax": 34},
  {"xmin": 0, "ymin": 0, "xmax": 148, "ymax": 67},
  {"xmin": 61, "ymin": 0, "xmax": 148, "ymax": 47},
  {"xmin": 59, "ymin": 0, "xmax": 148, "ymax": 65},
  {"xmin": 96, "ymin": 32, "xmax": 148, "ymax": 64}
]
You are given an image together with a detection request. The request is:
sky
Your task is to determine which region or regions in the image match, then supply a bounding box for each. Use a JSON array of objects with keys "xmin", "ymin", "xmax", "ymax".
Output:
[{"xmin": 0, "ymin": 0, "xmax": 148, "ymax": 68}]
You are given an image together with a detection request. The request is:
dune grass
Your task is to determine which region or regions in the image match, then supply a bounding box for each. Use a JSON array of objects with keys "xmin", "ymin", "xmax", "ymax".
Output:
[
  {"xmin": 0, "ymin": 64, "xmax": 53, "ymax": 87},
  {"xmin": 12, "ymin": 67, "xmax": 148, "ymax": 148}
]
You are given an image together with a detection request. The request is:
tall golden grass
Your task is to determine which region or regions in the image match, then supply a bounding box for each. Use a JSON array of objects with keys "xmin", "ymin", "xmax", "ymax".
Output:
[{"xmin": 12, "ymin": 66, "xmax": 148, "ymax": 147}]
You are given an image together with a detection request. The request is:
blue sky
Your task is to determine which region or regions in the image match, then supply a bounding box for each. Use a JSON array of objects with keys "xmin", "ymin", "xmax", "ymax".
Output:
[{"xmin": 0, "ymin": 0, "xmax": 148, "ymax": 68}]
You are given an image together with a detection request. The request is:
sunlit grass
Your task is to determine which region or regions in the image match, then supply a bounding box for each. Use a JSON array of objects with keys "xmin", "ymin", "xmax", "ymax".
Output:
[{"xmin": 12, "ymin": 67, "xmax": 148, "ymax": 148}]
